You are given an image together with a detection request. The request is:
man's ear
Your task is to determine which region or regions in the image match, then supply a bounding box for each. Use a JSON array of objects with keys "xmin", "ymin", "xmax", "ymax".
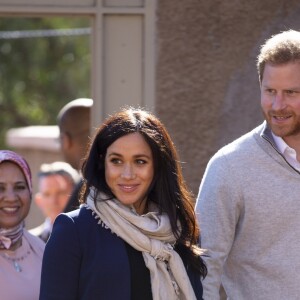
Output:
[{"xmin": 61, "ymin": 132, "xmax": 73, "ymax": 150}]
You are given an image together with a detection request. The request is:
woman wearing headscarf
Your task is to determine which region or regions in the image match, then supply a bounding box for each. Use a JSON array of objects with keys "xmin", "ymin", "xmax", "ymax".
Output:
[{"xmin": 0, "ymin": 150, "xmax": 45, "ymax": 300}]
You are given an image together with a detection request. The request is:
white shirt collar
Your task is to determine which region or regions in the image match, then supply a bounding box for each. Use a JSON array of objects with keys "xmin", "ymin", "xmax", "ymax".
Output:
[
  {"xmin": 272, "ymin": 133, "xmax": 289, "ymax": 154},
  {"xmin": 272, "ymin": 132, "xmax": 300, "ymax": 170},
  {"xmin": 44, "ymin": 218, "xmax": 53, "ymax": 232}
]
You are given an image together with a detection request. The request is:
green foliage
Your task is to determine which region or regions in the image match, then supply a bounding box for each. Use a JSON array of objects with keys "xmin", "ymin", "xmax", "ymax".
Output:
[{"xmin": 0, "ymin": 17, "xmax": 91, "ymax": 149}]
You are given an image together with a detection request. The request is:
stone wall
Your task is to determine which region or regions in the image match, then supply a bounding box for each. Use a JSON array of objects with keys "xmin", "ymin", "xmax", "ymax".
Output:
[{"xmin": 155, "ymin": 0, "xmax": 300, "ymax": 194}]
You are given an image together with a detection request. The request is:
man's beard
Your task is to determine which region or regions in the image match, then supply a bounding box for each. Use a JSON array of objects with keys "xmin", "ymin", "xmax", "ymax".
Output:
[{"xmin": 263, "ymin": 110, "xmax": 300, "ymax": 138}]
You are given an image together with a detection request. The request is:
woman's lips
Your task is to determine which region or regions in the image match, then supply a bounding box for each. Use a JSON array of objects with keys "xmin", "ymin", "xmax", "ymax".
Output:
[
  {"xmin": 118, "ymin": 184, "xmax": 139, "ymax": 192},
  {"xmin": 0, "ymin": 206, "xmax": 19, "ymax": 214}
]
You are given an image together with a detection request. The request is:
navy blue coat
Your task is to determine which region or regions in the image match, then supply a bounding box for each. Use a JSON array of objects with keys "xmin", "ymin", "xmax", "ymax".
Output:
[{"xmin": 39, "ymin": 206, "xmax": 203, "ymax": 300}]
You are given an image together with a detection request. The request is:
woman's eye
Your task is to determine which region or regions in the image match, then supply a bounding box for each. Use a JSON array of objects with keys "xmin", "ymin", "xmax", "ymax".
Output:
[
  {"xmin": 136, "ymin": 159, "xmax": 146, "ymax": 165},
  {"xmin": 110, "ymin": 158, "xmax": 122, "ymax": 164},
  {"xmin": 15, "ymin": 185, "xmax": 26, "ymax": 191}
]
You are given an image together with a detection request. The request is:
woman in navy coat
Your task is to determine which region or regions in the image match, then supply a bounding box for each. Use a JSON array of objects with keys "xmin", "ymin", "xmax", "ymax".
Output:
[{"xmin": 39, "ymin": 107, "xmax": 207, "ymax": 300}]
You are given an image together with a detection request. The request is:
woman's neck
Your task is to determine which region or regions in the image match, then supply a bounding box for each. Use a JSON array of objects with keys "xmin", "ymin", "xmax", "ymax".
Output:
[
  {"xmin": 0, "ymin": 238, "xmax": 22, "ymax": 252},
  {"xmin": 9, "ymin": 238, "xmax": 22, "ymax": 251}
]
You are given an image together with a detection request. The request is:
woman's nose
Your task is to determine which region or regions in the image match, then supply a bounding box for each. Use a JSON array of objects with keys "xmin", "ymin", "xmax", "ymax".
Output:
[
  {"xmin": 121, "ymin": 164, "xmax": 136, "ymax": 179},
  {"xmin": 4, "ymin": 187, "xmax": 17, "ymax": 200}
]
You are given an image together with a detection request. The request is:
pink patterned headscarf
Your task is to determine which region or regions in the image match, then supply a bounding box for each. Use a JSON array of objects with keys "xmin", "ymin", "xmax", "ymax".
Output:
[
  {"xmin": 0, "ymin": 150, "xmax": 32, "ymax": 195},
  {"xmin": 0, "ymin": 150, "xmax": 32, "ymax": 248}
]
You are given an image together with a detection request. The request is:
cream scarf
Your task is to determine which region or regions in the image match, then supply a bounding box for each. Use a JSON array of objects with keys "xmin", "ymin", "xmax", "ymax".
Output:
[{"xmin": 86, "ymin": 190, "xmax": 197, "ymax": 300}]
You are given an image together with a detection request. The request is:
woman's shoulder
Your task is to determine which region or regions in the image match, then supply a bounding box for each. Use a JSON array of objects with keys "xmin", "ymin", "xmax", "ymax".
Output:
[
  {"xmin": 57, "ymin": 205, "xmax": 93, "ymax": 223},
  {"xmin": 23, "ymin": 229, "xmax": 45, "ymax": 257},
  {"xmin": 51, "ymin": 205, "xmax": 120, "ymax": 253},
  {"xmin": 54, "ymin": 205, "xmax": 100, "ymax": 237},
  {"xmin": 48, "ymin": 206, "xmax": 96, "ymax": 252},
  {"xmin": 23, "ymin": 229, "xmax": 45, "ymax": 246}
]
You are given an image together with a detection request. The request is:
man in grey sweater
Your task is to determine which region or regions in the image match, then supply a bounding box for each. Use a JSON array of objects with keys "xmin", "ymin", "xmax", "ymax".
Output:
[{"xmin": 195, "ymin": 30, "xmax": 300, "ymax": 299}]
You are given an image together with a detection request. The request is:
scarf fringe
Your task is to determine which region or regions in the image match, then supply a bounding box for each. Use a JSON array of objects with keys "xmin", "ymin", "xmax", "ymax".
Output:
[{"xmin": 84, "ymin": 204, "xmax": 117, "ymax": 234}]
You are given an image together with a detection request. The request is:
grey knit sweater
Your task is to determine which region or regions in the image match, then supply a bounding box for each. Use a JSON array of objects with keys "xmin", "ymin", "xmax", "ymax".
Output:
[{"xmin": 195, "ymin": 122, "xmax": 300, "ymax": 300}]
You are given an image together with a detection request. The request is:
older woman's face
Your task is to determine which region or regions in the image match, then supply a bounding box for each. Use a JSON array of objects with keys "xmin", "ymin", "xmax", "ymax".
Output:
[
  {"xmin": 0, "ymin": 162, "xmax": 31, "ymax": 228},
  {"xmin": 105, "ymin": 132, "xmax": 154, "ymax": 214}
]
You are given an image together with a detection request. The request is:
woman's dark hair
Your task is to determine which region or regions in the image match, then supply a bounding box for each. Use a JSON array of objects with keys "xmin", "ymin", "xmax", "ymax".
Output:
[{"xmin": 80, "ymin": 107, "xmax": 206, "ymax": 277}]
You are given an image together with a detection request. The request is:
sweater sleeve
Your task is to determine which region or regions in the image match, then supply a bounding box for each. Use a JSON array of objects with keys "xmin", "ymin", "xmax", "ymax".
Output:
[
  {"xmin": 195, "ymin": 151, "xmax": 241, "ymax": 300},
  {"xmin": 39, "ymin": 213, "xmax": 81, "ymax": 300}
]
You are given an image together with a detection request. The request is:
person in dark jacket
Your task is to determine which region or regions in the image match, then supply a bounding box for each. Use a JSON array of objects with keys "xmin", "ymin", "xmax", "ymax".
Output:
[
  {"xmin": 40, "ymin": 107, "xmax": 207, "ymax": 300},
  {"xmin": 56, "ymin": 98, "xmax": 93, "ymax": 213}
]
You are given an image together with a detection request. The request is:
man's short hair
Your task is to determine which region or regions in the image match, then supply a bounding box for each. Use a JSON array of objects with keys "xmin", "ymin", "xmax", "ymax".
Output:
[
  {"xmin": 38, "ymin": 161, "xmax": 80, "ymax": 184},
  {"xmin": 257, "ymin": 29, "xmax": 300, "ymax": 83}
]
